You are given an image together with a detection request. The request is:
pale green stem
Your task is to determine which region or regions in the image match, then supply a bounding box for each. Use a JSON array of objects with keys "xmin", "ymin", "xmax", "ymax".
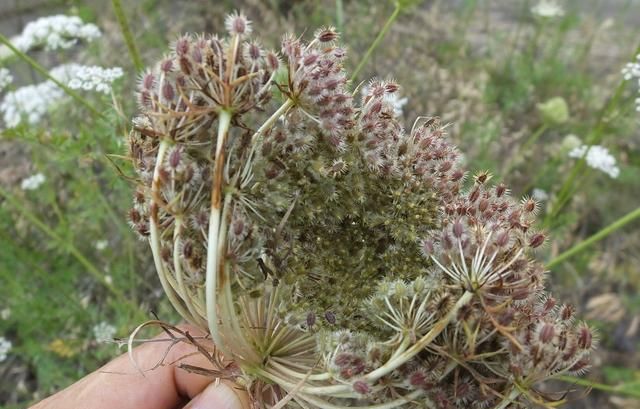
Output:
[
  {"xmin": 546, "ymin": 42, "xmax": 640, "ymax": 225},
  {"xmin": 251, "ymin": 98, "xmax": 294, "ymax": 144},
  {"xmin": 0, "ymin": 33, "xmax": 105, "ymax": 119},
  {"xmin": 0, "ymin": 185, "xmax": 134, "ymax": 310},
  {"xmin": 547, "ymin": 206, "xmax": 640, "ymax": 268},
  {"xmin": 296, "ymin": 389, "xmax": 429, "ymax": 409},
  {"xmin": 350, "ymin": 4, "xmax": 401, "ymax": 83},
  {"xmin": 493, "ymin": 387, "xmax": 521, "ymax": 409},
  {"xmin": 335, "ymin": 0, "xmax": 344, "ymax": 33},
  {"xmin": 205, "ymin": 110, "xmax": 233, "ymax": 356},
  {"xmin": 149, "ymin": 140, "xmax": 197, "ymax": 325},
  {"xmin": 173, "ymin": 217, "xmax": 206, "ymax": 326},
  {"xmin": 554, "ymin": 375, "xmax": 640, "ymax": 399},
  {"xmin": 111, "ymin": 0, "xmax": 144, "ymax": 72}
]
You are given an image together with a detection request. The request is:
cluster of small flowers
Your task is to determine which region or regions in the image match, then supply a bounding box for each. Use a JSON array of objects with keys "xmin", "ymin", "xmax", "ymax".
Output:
[
  {"xmin": 92, "ymin": 321, "xmax": 116, "ymax": 343},
  {"xmin": 0, "ymin": 64, "xmax": 76, "ymax": 127},
  {"xmin": 569, "ymin": 144, "xmax": 620, "ymax": 178},
  {"xmin": 68, "ymin": 65, "xmax": 123, "ymax": 94},
  {"xmin": 7, "ymin": 14, "xmax": 101, "ymax": 53},
  {"xmin": 531, "ymin": 0, "xmax": 565, "ymax": 18},
  {"xmin": 20, "ymin": 172, "xmax": 46, "ymax": 191},
  {"xmin": 1, "ymin": 64, "xmax": 121, "ymax": 128},
  {"xmin": 622, "ymin": 54, "xmax": 640, "ymax": 112},
  {"xmin": 0, "ymin": 67, "xmax": 13, "ymax": 92},
  {"xmin": 0, "ymin": 336, "xmax": 11, "ymax": 362}
]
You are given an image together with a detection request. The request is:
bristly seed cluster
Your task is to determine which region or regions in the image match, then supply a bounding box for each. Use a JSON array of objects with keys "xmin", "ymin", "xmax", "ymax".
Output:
[{"xmin": 127, "ymin": 12, "xmax": 595, "ymax": 409}]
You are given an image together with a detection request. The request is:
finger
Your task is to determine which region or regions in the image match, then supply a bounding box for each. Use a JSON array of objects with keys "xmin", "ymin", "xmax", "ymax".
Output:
[
  {"xmin": 30, "ymin": 324, "xmax": 246, "ymax": 409},
  {"xmin": 183, "ymin": 382, "xmax": 245, "ymax": 409}
]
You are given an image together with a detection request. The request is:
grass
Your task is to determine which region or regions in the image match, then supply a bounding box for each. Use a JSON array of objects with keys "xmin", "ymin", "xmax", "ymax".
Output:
[{"xmin": 0, "ymin": 0, "xmax": 639, "ymax": 407}]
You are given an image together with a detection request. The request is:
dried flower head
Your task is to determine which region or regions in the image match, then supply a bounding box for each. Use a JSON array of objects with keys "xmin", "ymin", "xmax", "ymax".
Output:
[{"xmin": 126, "ymin": 12, "xmax": 595, "ymax": 409}]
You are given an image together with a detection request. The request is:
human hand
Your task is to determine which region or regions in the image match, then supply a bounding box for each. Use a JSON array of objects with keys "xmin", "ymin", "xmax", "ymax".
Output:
[{"xmin": 29, "ymin": 325, "xmax": 249, "ymax": 409}]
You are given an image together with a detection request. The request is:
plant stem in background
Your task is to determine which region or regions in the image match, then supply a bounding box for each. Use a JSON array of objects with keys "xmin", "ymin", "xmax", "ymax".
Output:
[
  {"xmin": 547, "ymin": 206, "xmax": 640, "ymax": 268},
  {"xmin": 349, "ymin": 3, "xmax": 401, "ymax": 83},
  {"xmin": 546, "ymin": 42, "xmax": 640, "ymax": 226},
  {"xmin": 0, "ymin": 34, "xmax": 106, "ymax": 120},
  {"xmin": 335, "ymin": 0, "xmax": 344, "ymax": 34},
  {"xmin": 0, "ymin": 185, "xmax": 137, "ymax": 312},
  {"xmin": 554, "ymin": 375, "xmax": 640, "ymax": 399},
  {"xmin": 111, "ymin": 0, "xmax": 144, "ymax": 72}
]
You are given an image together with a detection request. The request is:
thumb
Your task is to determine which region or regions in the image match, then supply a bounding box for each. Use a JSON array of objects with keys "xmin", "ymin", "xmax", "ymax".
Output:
[{"xmin": 183, "ymin": 381, "xmax": 248, "ymax": 409}]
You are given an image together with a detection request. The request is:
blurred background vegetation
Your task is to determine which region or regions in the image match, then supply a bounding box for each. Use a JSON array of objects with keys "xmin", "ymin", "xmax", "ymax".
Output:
[{"xmin": 0, "ymin": 0, "xmax": 639, "ymax": 407}]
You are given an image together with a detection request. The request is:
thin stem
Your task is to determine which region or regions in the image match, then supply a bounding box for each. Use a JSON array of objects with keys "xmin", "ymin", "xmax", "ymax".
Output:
[
  {"xmin": 362, "ymin": 291, "xmax": 474, "ymax": 383},
  {"xmin": 350, "ymin": 4, "xmax": 401, "ymax": 83},
  {"xmin": 547, "ymin": 206, "xmax": 640, "ymax": 268},
  {"xmin": 173, "ymin": 217, "xmax": 206, "ymax": 326},
  {"xmin": 493, "ymin": 387, "xmax": 521, "ymax": 409},
  {"xmin": 148, "ymin": 140, "xmax": 197, "ymax": 325},
  {"xmin": 0, "ymin": 185, "xmax": 134, "ymax": 310},
  {"xmin": 257, "ymin": 291, "xmax": 474, "ymax": 396},
  {"xmin": 546, "ymin": 41, "xmax": 640, "ymax": 225},
  {"xmin": 205, "ymin": 110, "xmax": 233, "ymax": 356},
  {"xmin": 111, "ymin": 0, "xmax": 144, "ymax": 72},
  {"xmin": 251, "ymin": 98, "xmax": 295, "ymax": 144},
  {"xmin": 554, "ymin": 375, "xmax": 640, "ymax": 399},
  {"xmin": 335, "ymin": 0, "xmax": 344, "ymax": 33},
  {"xmin": 0, "ymin": 33, "xmax": 105, "ymax": 119},
  {"xmin": 297, "ymin": 389, "xmax": 429, "ymax": 409}
]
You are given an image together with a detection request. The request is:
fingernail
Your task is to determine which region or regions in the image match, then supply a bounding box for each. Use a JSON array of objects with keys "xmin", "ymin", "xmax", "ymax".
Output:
[{"xmin": 185, "ymin": 382, "xmax": 243, "ymax": 409}]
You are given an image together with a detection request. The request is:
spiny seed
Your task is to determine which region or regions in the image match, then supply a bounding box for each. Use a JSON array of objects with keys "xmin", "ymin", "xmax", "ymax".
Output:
[
  {"xmin": 352, "ymin": 380, "xmax": 369, "ymax": 395},
  {"xmin": 306, "ymin": 312, "xmax": 316, "ymax": 328},
  {"xmin": 324, "ymin": 311, "xmax": 336, "ymax": 324},
  {"xmin": 577, "ymin": 326, "xmax": 593, "ymax": 349},
  {"xmin": 160, "ymin": 58, "xmax": 173, "ymax": 72},
  {"xmin": 539, "ymin": 323, "xmax": 555, "ymax": 344},
  {"xmin": 169, "ymin": 148, "xmax": 181, "ymax": 169},
  {"xmin": 162, "ymin": 82, "xmax": 175, "ymax": 101},
  {"xmin": 529, "ymin": 233, "xmax": 546, "ymax": 248},
  {"xmin": 452, "ymin": 220, "xmax": 464, "ymax": 238},
  {"xmin": 316, "ymin": 27, "xmax": 338, "ymax": 42},
  {"xmin": 561, "ymin": 304, "xmax": 575, "ymax": 321}
]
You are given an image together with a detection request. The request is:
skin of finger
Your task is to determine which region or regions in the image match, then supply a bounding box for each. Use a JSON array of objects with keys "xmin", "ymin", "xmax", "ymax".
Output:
[{"xmin": 29, "ymin": 324, "xmax": 248, "ymax": 409}]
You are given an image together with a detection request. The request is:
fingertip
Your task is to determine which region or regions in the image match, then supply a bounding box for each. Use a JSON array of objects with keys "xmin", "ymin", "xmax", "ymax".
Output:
[{"xmin": 184, "ymin": 382, "xmax": 248, "ymax": 409}]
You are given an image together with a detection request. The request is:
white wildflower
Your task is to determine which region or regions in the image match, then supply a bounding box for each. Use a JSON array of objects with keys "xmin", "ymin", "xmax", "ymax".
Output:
[
  {"xmin": 0, "ymin": 337, "xmax": 11, "ymax": 362},
  {"xmin": 0, "ymin": 308, "xmax": 11, "ymax": 320},
  {"xmin": 531, "ymin": 1, "xmax": 565, "ymax": 18},
  {"xmin": 622, "ymin": 54, "xmax": 640, "ymax": 111},
  {"xmin": 0, "ymin": 68, "xmax": 13, "ymax": 92},
  {"xmin": 532, "ymin": 188, "xmax": 549, "ymax": 201},
  {"xmin": 68, "ymin": 66, "xmax": 123, "ymax": 94},
  {"xmin": 0, "ymin": 64, "xmax": 79, "ymax": 127},
  {"xmin": 0, "ymin": 64, "xmax": 118, "ymax": 127},
  {"xmin": 94, "ymin": 240, "xmax": 109, "ymax": 251},
  {"xmin": 361, "ymin": 84, "xmax": 409, "ymax": 117},
  {"xmin": 8, "ymin": 15, "xmax": 101, "ymax": 53},
  {"xmin": 20, "ymin": 173, "xmax": 46, "ymax": 190},
  {"xmin": 568, "ymin": 144, "xmax": 620, "ymax": 179},
  {"xmin": 93, "ymin": 322, "xmax": 116, "ymax": 343}
]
